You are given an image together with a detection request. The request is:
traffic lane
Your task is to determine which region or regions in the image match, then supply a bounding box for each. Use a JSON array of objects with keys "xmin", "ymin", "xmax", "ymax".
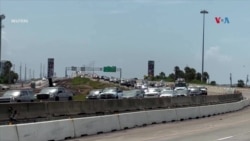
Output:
[{"xmin": 68, "ymin": 106, "xmax": 250, "ymax": 141}]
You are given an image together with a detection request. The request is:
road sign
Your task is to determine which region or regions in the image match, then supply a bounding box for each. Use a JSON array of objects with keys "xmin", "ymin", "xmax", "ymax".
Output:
[{"xmin": 103, "ymin": 66, "xmax": 116, "ymax": 72}]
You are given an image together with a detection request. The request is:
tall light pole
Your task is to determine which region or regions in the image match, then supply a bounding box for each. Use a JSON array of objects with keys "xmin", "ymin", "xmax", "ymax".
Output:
[
  {"xmin": 200, "ymin": 10, "xmax": 208, "ymax": 82},
  {"xmin": 0, "ymin": 14, "xmax": 5, "ymax": 73}
]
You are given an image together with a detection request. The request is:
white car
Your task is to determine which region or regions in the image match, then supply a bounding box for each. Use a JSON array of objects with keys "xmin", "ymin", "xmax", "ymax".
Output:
[
  {"xmin": 144, "ymin": 87, "xmax": 161, "ymax": 98},
  {"xmin": 174, "ymin": 87, "xmax": 189, "ymax": 97},
  {"xmin": 160, "ymin": 90, "xmax": 175, "ymax": 97}
]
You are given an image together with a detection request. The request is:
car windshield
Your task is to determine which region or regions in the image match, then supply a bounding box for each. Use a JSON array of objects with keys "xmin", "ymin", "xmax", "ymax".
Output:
[
  {"xmin": 89, "ymin": 90, "xmax": 101, "ymax": 95},
  {"xmin": 3, "ymin": 90, "xmax": 20, "ymax": 97},
  {"xmin": 40, "ymin": 88, "xmax": 57, "ymax": 94}
]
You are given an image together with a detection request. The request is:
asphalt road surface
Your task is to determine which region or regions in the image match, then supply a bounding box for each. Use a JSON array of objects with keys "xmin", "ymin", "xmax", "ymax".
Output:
[{"xmin": 69, "ymin": 92, "xmax": 250, "ymax": 141}]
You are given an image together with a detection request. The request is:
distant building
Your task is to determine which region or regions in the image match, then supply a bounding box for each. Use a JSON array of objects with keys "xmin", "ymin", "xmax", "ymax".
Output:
[{"xmin": 148, "ymin": 60, "xmax": 154, "ymax": 79}]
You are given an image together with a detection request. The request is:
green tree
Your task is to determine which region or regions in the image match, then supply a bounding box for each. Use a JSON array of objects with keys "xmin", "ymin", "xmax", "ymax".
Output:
[
  {"xmin": 210, "ymin": 81, "xmax": 216, "ymax": 86},
  {"xmin": 237, "ymin": 80, "xmax": 245, "ymax": 87},
  {"xmin": 159, "ymin": 72, "xmax": 166, "ymax": 79},
  {"xmin": 202, "ymin": 72, "xmax": 209, "ymax": 83},
  {"xmin": 0, "ymin": 61, "xmax": 18, "ymax": 84},
  {"xmin": 184, "ymin": 66, "xmax": 196, "ymax": 82},
  {"xmin": 196, "ymin": 72, "xmax": 202, "ymax": 81}
]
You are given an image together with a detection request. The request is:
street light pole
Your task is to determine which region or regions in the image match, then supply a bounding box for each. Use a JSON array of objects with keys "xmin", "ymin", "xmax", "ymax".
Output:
[
  {"xmin": 200, "ymin": 10, "xmax": 208, "ymax": 82},
  {"xmin": 0, "ymin": 14, "xmax": 5, "ymax": 74}
]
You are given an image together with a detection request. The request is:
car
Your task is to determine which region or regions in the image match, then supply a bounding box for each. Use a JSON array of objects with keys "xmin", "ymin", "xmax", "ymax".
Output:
[
  {"xmin": 144, "ymin": 87, "xmax": 161, "ymax": 98},
  {"xmin": 198, "ymin": 86, "xmax": 208, "ymax": 95},
  {"xmin": 99, "ymin": 87, "xmax": 123, "ymax": 99},
  {"xmin": 174, "ymin": 87, "xmax": 189, "ymax": 97},
  {"xmin": 122, "ymin": 89, "xmax": 144, "ymax": 99},
  {"xmin": 86, "ymin": 89, "xmax": 103, "ymax": 100},
  {"xmin": 0, "ymin": 84, "xmax": 10, "ymax": 90},
  {"xmin": 160, "ymin": 90, "xmax": 175, "ymax": 97},
  {"xmin": 0, "ymin": 89, "xmax": 35, "ymax": 103},
  {"xmin": 188, "ymin": 86, "xmax": 202, "ymax": 96},
  {"xmin": 36, "ymin": 87, "xmax": 73, "ymax": 101}
]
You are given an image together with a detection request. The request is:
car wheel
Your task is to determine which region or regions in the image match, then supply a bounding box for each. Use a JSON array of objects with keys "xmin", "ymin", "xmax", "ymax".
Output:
[
  {"xmin": 68, "ymin": 97, "xmax": 72, "ymax": 101},
  {"xmin": 55, "ymin": 97, "xmax": 59, "ymax": 101}
]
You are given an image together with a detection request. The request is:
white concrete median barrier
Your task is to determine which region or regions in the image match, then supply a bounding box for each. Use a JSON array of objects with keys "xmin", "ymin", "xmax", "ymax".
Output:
[
  {"xmin": 0, "ymin": 125, "xmax": 19, "ymax": 141},
  {"xmin": 17, "ymin": 119, "xmax": 74, "ymax": 141},
  {"xmin": 175, "ymin": 107, "xmax": 200, "ymax": 120},
  {"xmin": 118, "ymin": 111, "xmax": 149, "ymax": 129},
  {"xmin": 243, "ymin": 98, "xmax": 250, "ymax": 107},
  {"xmin": 146, "ymin": 109, "xmax": 177, "ymax": 124},
  {"xmin": 73, "ymin": 115, "xmax": 120, "ymax": 137}
]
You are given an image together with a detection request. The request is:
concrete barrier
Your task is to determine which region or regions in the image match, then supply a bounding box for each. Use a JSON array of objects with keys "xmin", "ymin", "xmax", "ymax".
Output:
[
  {"xmin": 73, "ymin": 115, "xmax": 120, "ymax": 137},
  {"xmin": 47, "ymin": 101, "xmax": 82, "ymax": 116},
  {"xmin": 200, "ymin": 104, "xmax": 223, "ymax": 117},
  {"xmin": 17, "ymin": 119, "xmax": 75, "ymax": 141},
  {"xmin": 0, "ymin": 98, "xmax": 248, "ymax": 141},
  {"xmin": 118, "ymin": 111, "xmax": 149, "ymax": 129},
  {"xmin": 175, "ymin": 107, "xmax": 200, "ymax": 120},
  {"xmin": 0, "ymin": 125, "xmax": 19, "ymax": 141},
  {"xmin": 146, "ymin": 109, "xmax": 177, "ymax": 124}
]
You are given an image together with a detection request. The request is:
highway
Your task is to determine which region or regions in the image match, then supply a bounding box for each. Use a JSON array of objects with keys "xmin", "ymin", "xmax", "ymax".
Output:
[{"xmin": 68, "ymin": 93, "xmax": 250, "ymax": 141}]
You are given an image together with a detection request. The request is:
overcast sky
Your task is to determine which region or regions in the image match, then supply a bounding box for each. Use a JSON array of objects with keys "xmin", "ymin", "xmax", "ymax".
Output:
[{"xmin": 0, "ymin": 0, "xmax": 249, "ymax": 84}]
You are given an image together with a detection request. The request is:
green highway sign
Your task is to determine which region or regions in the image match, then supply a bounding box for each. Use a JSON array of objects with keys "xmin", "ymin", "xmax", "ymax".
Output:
[{"xmin": 103, "ymin": 66, "xmax": 116, "ymax": 72}]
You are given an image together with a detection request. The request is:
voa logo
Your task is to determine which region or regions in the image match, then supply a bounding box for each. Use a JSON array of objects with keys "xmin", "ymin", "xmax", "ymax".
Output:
[{"xmin": 215, "ymin": 17, "xmax": 230, "ymax": 24}]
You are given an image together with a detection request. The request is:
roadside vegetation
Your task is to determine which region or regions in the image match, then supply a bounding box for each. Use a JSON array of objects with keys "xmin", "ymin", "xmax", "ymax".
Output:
[
  {"xmin": 63, "ymin": 77, "xmax": 127, "ymax": 101},
  {"xmin": 144, "ymin": 66, "xmax": 215, "ymax": 85}
]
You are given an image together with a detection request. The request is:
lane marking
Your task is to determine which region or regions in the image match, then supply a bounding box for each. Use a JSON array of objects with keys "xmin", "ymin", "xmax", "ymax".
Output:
[{"xmin": 217, "ymin": 136, "xmax": 233, "ymax": 140}]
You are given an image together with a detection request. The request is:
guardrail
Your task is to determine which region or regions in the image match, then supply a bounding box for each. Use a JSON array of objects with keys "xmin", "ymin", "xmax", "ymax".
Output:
[
  {"xmin": 0, "ymin": 94, "xmax": 242, "ymax": 124},
  {"xmin": 0, "ymin": 96, "xmax": 248, "ymax": 141}
]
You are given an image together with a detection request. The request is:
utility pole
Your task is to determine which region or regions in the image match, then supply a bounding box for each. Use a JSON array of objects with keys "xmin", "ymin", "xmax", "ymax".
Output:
[
  {"xmin": 40, "ymin": 63, "xmax": 42, "ymax": 78},
  {"xmin": 200, "ymin": 10, "xmax": 208, "ymax": 82},
  {"xmin": 43, "ymin": 64, "xmax": 45, "ymax": 78},
  {"xmin": 230, "ymin": 73, "xmax": 232, "ymax": 87},
  {"xmin": 19, "ymin": 63, "xmax": 22, "ymax": 81},
  {"xmin": 29, "ymin": 68, "xmax": 31, "ymax": 80},
  {"xmin": 33, "ymin": 70, "xmax": 35, "ymax": 79},
  {"xmin": 246, "ymin": 74, "xmax": 249, "ymax": 87},
  {"xmin": 24, "ymin": 64, "xmax": 27, "ymax": 81},
  {"xmin": 0, "ymin": 14, "xmax": 5, "ymax": 72}
]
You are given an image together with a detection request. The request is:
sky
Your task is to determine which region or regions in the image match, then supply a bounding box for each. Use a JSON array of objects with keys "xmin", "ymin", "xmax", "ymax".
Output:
[{"xmin": 0, "ymin": 0, "xmax": 249, "ymax": 84}]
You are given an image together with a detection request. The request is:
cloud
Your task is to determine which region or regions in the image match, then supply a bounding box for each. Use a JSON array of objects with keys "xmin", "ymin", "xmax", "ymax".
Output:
[{"xmin": 205, "ymin": 46, "xmax": 232, "ymax": 63}]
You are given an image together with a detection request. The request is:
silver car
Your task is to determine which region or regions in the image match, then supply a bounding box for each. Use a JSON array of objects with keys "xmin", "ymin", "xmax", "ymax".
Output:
[
  {"xmin": 36, "ymin": 87, "xmax": 73, "ymax": 101},
  {"xmin": 0, "ymin": 89, "xmax": 35, "ymax": 103},
  {"xmin": 144, "ymin": 87, "xmax": 161, "ymax": 98},
  {"xmin": 86, "ymin": 89, "xmax": 102, "ymax": 100},
  {"xmin": 99, "ymin": 87, "xmax": 123, "ymax": 99},
  {"xmin": 122, "ymin": 89, "xmax": 144, "ymax": 99}
]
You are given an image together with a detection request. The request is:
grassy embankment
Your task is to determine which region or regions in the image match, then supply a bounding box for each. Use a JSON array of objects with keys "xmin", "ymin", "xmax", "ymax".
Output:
[{"xmin": 71, "ymin": 77, "xmax": 123, "ymax": 101}]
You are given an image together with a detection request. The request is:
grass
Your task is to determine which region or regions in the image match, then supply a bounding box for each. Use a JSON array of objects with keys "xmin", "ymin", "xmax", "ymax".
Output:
[
  {"xmin": 73, "ymin": 94, "xmax": 86, "ymax": 101},
  {"xmin": 71, "ymin": 77, "xmax": 127, "ymax": 101}
]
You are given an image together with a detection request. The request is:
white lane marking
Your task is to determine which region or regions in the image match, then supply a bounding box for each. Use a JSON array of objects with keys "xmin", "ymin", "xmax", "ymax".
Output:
[{"xmin": 217, "ymin": 136, "xmax": 234, "ymax": 140}]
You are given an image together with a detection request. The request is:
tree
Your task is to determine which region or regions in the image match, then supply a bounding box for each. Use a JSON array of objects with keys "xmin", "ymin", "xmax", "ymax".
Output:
[
  {"xmin": 0, "ymin": 61, "xmax": 18, "ymax": 84},
  {"xmin": 159, "ymin": 72, "xmax": 166, "ymax": 79},
  {"xmin": 237, "ymin": 80, "xmax": 245, "ymax": 87},
  {"xmin": 202, "ymin": 72, "xmax": 209, "ymax": 83},
  {"xmin": 184, "ymin": 66, "xmax": 196, "ymax": 82},
  {"xmin": 196, "ymin": 72, "xmax": 202, "ymax": 81},
  {"xmin": 168, "ymin": 73, "xmax": 175, "ymax": 81},
  {"xmin": 210, "ymin": 81, "xmax": 216, "ymax": 86}
]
